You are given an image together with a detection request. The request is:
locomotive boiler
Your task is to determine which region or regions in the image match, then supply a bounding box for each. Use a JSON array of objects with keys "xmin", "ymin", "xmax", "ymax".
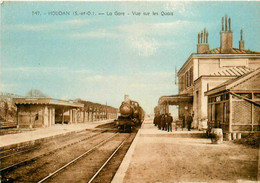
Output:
[{"xmin": 114, "ymin": 97, "xmax": 144, "ymax": 132}]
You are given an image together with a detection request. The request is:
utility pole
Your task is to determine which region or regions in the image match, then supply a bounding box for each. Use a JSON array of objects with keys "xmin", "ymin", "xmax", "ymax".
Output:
[
  {"xmin": 175, "ymin": 65, "xmax": 178, "ymax": 85},
  {"xmin": 106, "ymin": 101, "xmax": 108, "ymax": 119}
]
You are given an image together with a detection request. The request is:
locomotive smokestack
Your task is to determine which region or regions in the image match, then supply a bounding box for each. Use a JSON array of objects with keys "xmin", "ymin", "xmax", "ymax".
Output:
[{"xmin": 124, "ymin": 94, "xmax": 129, "ymax": 101}]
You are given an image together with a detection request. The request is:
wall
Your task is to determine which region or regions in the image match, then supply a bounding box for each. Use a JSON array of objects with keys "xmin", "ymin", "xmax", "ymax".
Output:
[
  {"xmin": 178, "ymin": 59, "xmax": 194, "ymax": 95},
  {"xmin": 178, "ymin": 102, "xmax": 193, "ymax": 128},
  {"xmin": 208, "ymin": 91, "xmax": 260, "ymax": 133},
  {"xmin": 198, "ymin": 58, "xmax": 220, "ymax": 76},
  {"xmin": 247, "ymin": 58, "xmax": 260, "ymax": 68},
  {"xmin": 179, "ymin": 55, "xmax": 260, "ymax": 96},
  {"xmin": 231, "ymin": 93, "xmax": 260, "ymax": 132},
  {"xmin": 193, "ymin": 77, "xmax": 233, "ymax": 128},
  {"xmin": 17, "ymin": 105, "xmax": 55, "ymax": 128}
]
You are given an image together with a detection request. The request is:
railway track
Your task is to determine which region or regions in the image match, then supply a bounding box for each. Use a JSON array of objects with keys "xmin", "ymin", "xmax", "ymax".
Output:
[
  {"xmin": 0, "ymin": 124, "xmax": 115, "ymax": 159},
  {"xmin": 0, "ymin": 129, "xmax": 105, "ymax": 162},
  {"xmin": 38, "ymin": 133, "xmax": 133, "ymax": 183},
  {"xmin": 0, "ymin": 130, "xmax": 109, "ymax": 176},
  {"xmin": 0, "ymin": 146, "xmax": 40, "ymax": 160},
  {"xmin": 87, "ymin": 135, "xmax": 129, "ymax": 183},
  {"xmin": 1, "ymin": 124, "xmax": 137, "ymax": 182},
  {"xmin": 37, "ymin": 132, "xmax": 121, "ymax": 183}
]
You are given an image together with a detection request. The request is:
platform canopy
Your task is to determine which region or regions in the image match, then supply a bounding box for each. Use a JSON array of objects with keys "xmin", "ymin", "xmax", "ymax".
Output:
[
  {"xmin": 158, "ymin": 94, "xmax": 193, "ymax": 105},
  {"xmin": 13, "ymin": 98, "xmax": 84, "ymax": 108}
]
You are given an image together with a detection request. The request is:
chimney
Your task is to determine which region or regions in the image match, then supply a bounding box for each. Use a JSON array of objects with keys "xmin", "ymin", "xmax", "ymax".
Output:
[
  {"xmin": 239, "ymin": 28, "xmax": 245, "ymax": 50},
  {"xmin": 197, "ymin": 28, "xmax": 209, "ymax": 54},
  {"xmin": 220, "ymin": 15, "xmax": 234, "ymax": 53}
]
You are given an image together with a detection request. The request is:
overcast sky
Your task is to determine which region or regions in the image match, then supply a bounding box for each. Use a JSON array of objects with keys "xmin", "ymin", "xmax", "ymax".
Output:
[{"xmin": 1, "ymin": 1, "xmax": 260, "ymax": 114}]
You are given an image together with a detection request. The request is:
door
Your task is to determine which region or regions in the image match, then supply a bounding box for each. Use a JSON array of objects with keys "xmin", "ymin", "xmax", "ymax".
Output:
[{"xmin": 215, "ymin": 103, "xmax": 223, "ymax": 128}]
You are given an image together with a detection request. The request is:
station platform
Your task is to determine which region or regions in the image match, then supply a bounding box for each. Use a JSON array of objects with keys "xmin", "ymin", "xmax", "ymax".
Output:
[
  {"xmin": 0, "ymin": 119, "xmax": 114, "ymax": 150},
  {"xmin": 112, "ymin": 119, "xmax": 259, "ymax": 183}
]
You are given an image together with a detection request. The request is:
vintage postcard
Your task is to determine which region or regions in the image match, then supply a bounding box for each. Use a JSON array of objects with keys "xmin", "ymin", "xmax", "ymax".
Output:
[{"xmin": 0, "ymin": 1, "xmax": 259, "ymax": 182}]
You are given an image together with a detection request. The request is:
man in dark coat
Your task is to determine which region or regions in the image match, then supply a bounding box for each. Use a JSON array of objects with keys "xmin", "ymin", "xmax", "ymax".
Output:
[
  {"xmin": 166, "ymin": 113, "xmax": 173, "ymax": 132},
  {"xmin": 153, "ymin": 115, "xmax": 159, "ymax": 126},
  {"xmin": 163, "ymin": 114, "xmax": 168, "ymax": 131},
  {"xmin": 153, "ymin": 115, "xmax": 156, "ymax": 126},
  {"xmin": 158, "ymin": 114, "xmax": 162, "ymax": 130},
  {"xmin": 187, "ymin": 114, "xmax": 193, "ymax": 131}
]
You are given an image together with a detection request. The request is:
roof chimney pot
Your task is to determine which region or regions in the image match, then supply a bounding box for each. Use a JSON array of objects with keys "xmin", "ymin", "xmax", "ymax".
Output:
[
  {"xmin": 201, "ymin": 31, "xmax": 203, "ymax": 43},
  {"xmin": 197, "ymin": 28, "xmax": 209, "ymax": 54},
  {"xmin": 225, "ymin": 14, "xmax": 228, "ymax": 31},
  {"xmin": 239, "ymin": 28, "xmax": 245, "ymax": 50},
  {"xmin": 222, "ymin": 17, "xmax": 224, "ymax": 31},
  {"xmin": 220, "ymin": 14, "xmax": 233, "ymax": 53},
  {"xmin": 206, "ymin": 31, "xmax": 208, "ymax": 43},
  {"xmin": 228, "ymin": 17, "xmax": 231, "ymax": 31}
]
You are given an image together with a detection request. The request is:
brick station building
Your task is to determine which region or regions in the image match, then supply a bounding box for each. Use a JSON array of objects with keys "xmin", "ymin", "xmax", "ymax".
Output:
[
  {"xmin": 205, "ymin": 67, "xmax": 260, "ymax": 137},
  {"xmin": 158, "ymin": 15, "xmax": 260, "ymax": 130}
]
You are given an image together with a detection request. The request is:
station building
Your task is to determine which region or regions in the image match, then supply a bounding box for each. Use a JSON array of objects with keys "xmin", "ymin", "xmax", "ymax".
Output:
[
  {"xmin": 75, "ymin": 99, "xmax": 118, "ymax": 123},
  {"xmin": 14, "ymin": 98, "xmax": 118, "ymax": 128},
  {"xmin": 14, "ymin": 98, "xmax": 83, "ymax": 128},
  {"xmin": 158, "ymin": 15, "xmax": 260, "ymax": 129},
  {"xmin": 205, "ymin": 68, "xmax": 260, "ymax": 134}
]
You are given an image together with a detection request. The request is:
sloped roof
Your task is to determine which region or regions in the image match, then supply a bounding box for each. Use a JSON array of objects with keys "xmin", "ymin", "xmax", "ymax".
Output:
[
  {"xmin": 13, "ymin": 98, "xmax": 84, "ymax": 108},
  {"xmin": 208, "ymin": 48, "xmax": 260, "ymax": 54},
  {"xmin": 158, "ymin": 94, "xmax": 193, "ymax": 105},
  {"xmin": 205, "ymin": 67, "xmax": 260, "ymax": 95},
  {"xmin": 209, "ymin": 66, "xmax": 255, "ymax": 77}
]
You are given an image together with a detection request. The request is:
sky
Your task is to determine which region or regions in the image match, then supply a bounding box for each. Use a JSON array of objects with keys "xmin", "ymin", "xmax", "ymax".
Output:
[{"xmin": 1, "ymin": 1, "xmax": 260, "ymax": 114}]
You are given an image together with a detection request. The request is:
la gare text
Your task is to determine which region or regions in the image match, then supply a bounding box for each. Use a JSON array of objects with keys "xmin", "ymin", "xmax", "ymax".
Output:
[{"xmin": 32, "ymin": 11, "xmax": 174, "ymax": 16}]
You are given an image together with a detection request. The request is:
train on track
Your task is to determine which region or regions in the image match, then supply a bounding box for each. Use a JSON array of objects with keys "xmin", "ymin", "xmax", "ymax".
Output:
[{"xmin": 114, "ymin": 97, "xmax": 145, "ymax": 132}]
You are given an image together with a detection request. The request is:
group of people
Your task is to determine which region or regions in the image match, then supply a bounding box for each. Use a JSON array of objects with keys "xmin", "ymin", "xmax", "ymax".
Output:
[
  {"xmin": 153, "ymin": 113, "xmax": 194, "ymax": 132},
  {"xmin": 153, "ymin": 113, "xmax": 173, "ymax": 132}
]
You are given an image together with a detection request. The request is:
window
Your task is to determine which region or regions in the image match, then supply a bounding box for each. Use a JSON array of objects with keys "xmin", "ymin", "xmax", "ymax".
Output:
[
  {"xmin": 225, "ymin": 93, "xmax": 229, "ymax": 100},
  {"xmin": 187, "ymin": 70, "xmax": 190, "ymax": 87},
  {"xmin": 208, "ymin": 104, "xmax": 212, "ymax": 121},
  {"xmin": 185, "ymin": 72, "xmax": 188, "ymax": 88},
  {"xmin": 239, "ymin": 93, "xmax": 252, "ymax": 99},
  {"xmin": 184, "ymin": 67, "xmax": 194, "ymax": 88},
  {"xmin": 179, "ymin": 76, "xmax": 184, "ymax": 91},
  {"xmin": 233, "ymin": 93, "xmax": 252, "ymax": 99},
  {"xmin": 254, "ymin": 93, "xmax": 260, "ymax": 99},
  {"xmin": 223, "ymin": 103, "xmax": 226, "ymax": 123},
  {"xmin": 190, "ymin": 67, "xmax": 193, "ymax": 86},
  {"xmin": 211, "ymin": 104, "xmax": 215, "ymax": 121}
]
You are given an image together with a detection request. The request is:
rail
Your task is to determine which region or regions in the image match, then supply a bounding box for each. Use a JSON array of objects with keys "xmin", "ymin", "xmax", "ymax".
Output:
[
  {"xmin": 88, "ymin": 134, "xmax": 130, "ymax": 183},
  {"xmin": 37, "ymin": 132, "xmax": 119, "ymax": 183},
  {"xmin": 0, "ymin": 130, "xmax": 107, "ymax": 173}
]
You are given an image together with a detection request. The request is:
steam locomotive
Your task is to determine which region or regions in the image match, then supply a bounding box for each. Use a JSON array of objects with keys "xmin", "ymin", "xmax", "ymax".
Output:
[{"xmin": 114, "ymin": 98, "xmax": 145, "ymax": 132}]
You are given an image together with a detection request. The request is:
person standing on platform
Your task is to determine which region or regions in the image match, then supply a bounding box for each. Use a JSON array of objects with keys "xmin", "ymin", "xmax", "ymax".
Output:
[
  {"xmin": 153, "ymin": 115, "xmax": 159, "ymax": 126},
  {"xmin": 167, "ymin": 113, "xmax": 173, "ymax": 132},
  {"xmin": 187, "ymin": 114, "xmax": 193, "ymax": 131},
  {"xmin": 161, "ymin": 114, "xmax": 165, "ymax": 130},
  {"xmin": 163, "ymin": 114, "xmax": 168, "ymax": 131},
  {"xmin": 182, "ymin": 116, "xmax": 185, "ymax": 131},
  {"xmin": 158, "ymin": 114, "xmax": 162, "ymax": 130},
  {"xmin": 153, "ymin": 115, "xmax": 156, "ymax": 126}
]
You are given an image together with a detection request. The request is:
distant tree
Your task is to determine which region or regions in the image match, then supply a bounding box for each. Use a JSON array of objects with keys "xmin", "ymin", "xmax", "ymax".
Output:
[
  {"xmin": 26, "ymin": 89, "xmax": 49, "ymax": 98},
  {"xmin": 4, "ymin": 100, "xmax": 8, "ymax": 121}
]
